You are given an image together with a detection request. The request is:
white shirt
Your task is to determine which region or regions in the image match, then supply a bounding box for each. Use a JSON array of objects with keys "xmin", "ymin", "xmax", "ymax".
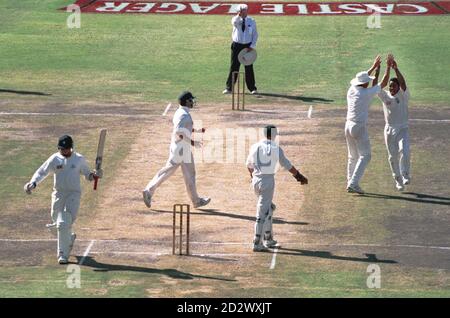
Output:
[
  {"xmin": 346, "ymin": 84, "xmax": 381, "ymax": 124},
  {"xmin": 246, "ymin": 140, "xmax": 293, "ymax": 176},
  {"xmin": 231, "ymin": 16, "xmax": 258, "ymax": 49},
  {"xmin": 378, "ymin": 88, "xmax": 410, "ymax": 128},
  {"xmin": 30, "ymin": 152, "xmax": 91, "ymax": 192},
  {"xmin": 170, "ymin": 106, "xmax": 194, "ymax": 160},
  {"xmin": 171, "ymin": 106, "xmax": 193, "ymax": 144}
]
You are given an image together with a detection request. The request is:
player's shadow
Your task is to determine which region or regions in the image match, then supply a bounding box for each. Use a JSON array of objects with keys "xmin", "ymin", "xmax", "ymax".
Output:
[
  {"xmin": 275, "ymin": 248, "xmax": 397, "ymax": 264},
  {"xmin": 149, "ymin": 208, "xmax": 309, "ymax": 226},
  {"xmin": 403, "ymin": 192, "xmax": 450, "ymax": 201},
  {"xmin": 360, "ymin": 192, "xmax": 450, "ymax": 206},
  {"xmin": 0, "ymin": 89, "xmax": 51, "ymax": 96},
  {"xmin": 75, "ymin": 256, "xmax": 236, "ymax": 282},
  {"xmin": 253, "ymin": 92, "xmax": 333, "ymax": 104}
]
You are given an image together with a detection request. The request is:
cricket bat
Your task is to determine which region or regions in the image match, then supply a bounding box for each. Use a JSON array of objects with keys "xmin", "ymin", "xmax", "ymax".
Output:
[{"xmin": 93, "ymin": 129, "xmax": 107, "ymax": 190}]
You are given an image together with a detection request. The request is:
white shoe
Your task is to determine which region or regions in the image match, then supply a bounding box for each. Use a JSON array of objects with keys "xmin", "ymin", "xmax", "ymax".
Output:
[
  {"xmin": 194, "ymin": 197, "xmax": 211, "ymax": 208},
  {"xmin": 251, "ymin": 90, "xmax": 258, "ymax": 95},
  {"xmin": 263, "ymin": 238, "xmax": 279, "ymax": 248},
  {"xmin": 222, "ymin": 89, "xmax": 231, "ymax": 94},
  {"xmin": 69, "ymin": 233, "xmax": 76, "ymax": 253},
  {"xmin": 394, "ymin": 176, "xmax": 404, "ymax": 191},
  {"xmin": 253, "ymin": 243, "xmax": 269, "ymax": 252},
  {"xmin": 402, "ymin": 176, "xmax": 410, "ymax": 185},
  {"xmin": 347, "ymin": 184, "xmax": 364, "ymax": 194},
  {"xmin": 58, "ymin": 256, "xmax": 68, "ymax": 265},
  {"xmin": 142, "ymin": 190, "xmax": 152, "ymax": 208}
]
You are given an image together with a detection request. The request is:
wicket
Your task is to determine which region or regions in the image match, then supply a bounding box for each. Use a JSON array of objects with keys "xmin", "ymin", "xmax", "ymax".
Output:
[
  {"xmin": 232, "ymin": 71, "xmax": 245, "ymax": 110},
  {"xmin": 172, "ymin": 204, "xmax": 190, "ymax": 255}
]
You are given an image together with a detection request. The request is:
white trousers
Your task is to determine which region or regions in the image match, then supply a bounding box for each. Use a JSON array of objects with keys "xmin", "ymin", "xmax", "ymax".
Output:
[
  {"xmin": 51, "ymin": 191, "xmax": 80, "ymax": 258},
  {"xmin": 145, "ymin": 152, "xmax": 200, "ymax": 205},
  {"xmin": 384, "ymin": 125, "xmax": 410, "ymax": 178},
  {"xmin": 252, "ymin": 176, "xmax": 275, "ymax": 243},
  {"xmin": 345, "ymin": 121, "xmax": 371, "ymax": 187}
]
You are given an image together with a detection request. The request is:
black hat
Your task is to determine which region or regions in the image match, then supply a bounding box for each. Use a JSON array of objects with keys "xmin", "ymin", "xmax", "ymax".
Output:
[
  {"xmin": 178, "ymin": 91, "xmax": 195, "ymax": 106},
  {"xmin": 58, "ymin": 135, "xmax": 73, "ymax": 149},
  {"xmin": 264, "ymin": 125, "xmax": 278, "ymax": 139}
]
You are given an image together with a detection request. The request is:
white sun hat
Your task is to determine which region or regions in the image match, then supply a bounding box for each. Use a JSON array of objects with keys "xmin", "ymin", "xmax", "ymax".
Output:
[
  {"xmin": 238, "ymin": 48, "xmax": 257, "ymax": 66},
  {"xmin": 350, "ymin": 71, "xmax": 375, "ymax": 86}
]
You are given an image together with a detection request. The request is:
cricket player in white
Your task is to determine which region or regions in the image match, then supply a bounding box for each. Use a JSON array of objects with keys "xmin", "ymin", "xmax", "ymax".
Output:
[
  {"xmin": 143, "ymin": 91, "xmax": 210, "ymax": 209},
  {"xmin": 24, "ymin": 135, "xmax": 102, "ymax": 264},
  {"xmin": 378, "ymin": 55, "xmax": 411, "ymax": 191},
  {"xmin": 345, "ymin": 55, "xmax": 381, "ymax": 194},
  {"xmin": 246, "ymin": 125, "xmax": 308, "ymax": 252}
]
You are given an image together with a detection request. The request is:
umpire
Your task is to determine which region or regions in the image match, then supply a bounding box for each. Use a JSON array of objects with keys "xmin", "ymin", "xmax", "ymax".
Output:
[{"xmin": 223, "ymin": 4, "xmax": 258, "ymax": 95}]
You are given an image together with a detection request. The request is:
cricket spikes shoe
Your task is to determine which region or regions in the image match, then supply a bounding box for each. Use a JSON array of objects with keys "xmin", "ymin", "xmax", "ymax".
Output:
[
  {"xmin": 58, "ymin": 256, "xmax": 69, "ymax": 265},
  {"xmin": 402, "ymin": 176, "xmax": 411, "ymax": 185},
  {"xmin": 394, "ymin": 176, "xmax": 405, "ymax": 191},
  {"xmin": 194, "ymin": 197, "xmax": 211, "ymax": 208},
  {"xmin": 142, "ymin": 190, "xmax": 152, "ymax": 208},
  {"xmin": 346, "ymin": 184, "xmax": 365, "ymax": 194},
  {"xmin": 253, "ymin": 243, "xmax": 269, "ymax": 252},
  {"xmin": 264, "ymin": 238, "xmax": 279, "ymax": 248}
]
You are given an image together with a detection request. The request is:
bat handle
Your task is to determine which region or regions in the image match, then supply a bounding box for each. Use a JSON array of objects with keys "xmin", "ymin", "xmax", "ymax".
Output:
[{"xmin": 93, "ymin": 175, "xmax": 99, "ymax": 190}]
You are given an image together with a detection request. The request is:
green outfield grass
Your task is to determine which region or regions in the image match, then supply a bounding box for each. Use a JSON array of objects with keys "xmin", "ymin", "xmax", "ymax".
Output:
[{"xmin": 1, "ymin": 0, "xmax": 450, "ymax": 105}]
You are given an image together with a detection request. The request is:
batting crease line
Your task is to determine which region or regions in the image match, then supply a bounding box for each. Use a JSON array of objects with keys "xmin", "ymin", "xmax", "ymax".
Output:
[
  {"xmin": 410, "ymin": 119, "xmax": 450, "ymax": 122},
  {"xmin": 0, "ymin": 112, "xmax": 160, "ymax": 119},
  {"xmin": 162, "ymin": 103, "xmax": 172, "ymax": 116},
  {"xmin": 2, "ymin": 111, "xmax": 449, "ymax": 123},
  {"xmin": 270, "ymin": 247, "xmax": 279, "ymax": 269},
  {"xmin": 79, "ymin": 240, "xmax": 95, "ymax": 265},
  {"xmin": 1, "ymin": 239, "xmax": 449, "ymax": 250}
]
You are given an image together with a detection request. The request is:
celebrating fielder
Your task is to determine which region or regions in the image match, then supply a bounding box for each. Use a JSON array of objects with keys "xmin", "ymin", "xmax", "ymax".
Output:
[
  {"xmin": 378, "ymin": 54, "xmax": 411, "ymax": 191},
  {"xmin": 246, "ymin": 125, "xmax": 308, "ymax": 252},
  {"xmin": 23, "ymin": 135, "xmax": 102, "ymax": 264},
  {"xmin": 142, "ymin": 91, "xmax": 210, "ymax": 209},
  {"xmin": 345, "ymin": 55, "xmax": 381, "ymax": 194}
]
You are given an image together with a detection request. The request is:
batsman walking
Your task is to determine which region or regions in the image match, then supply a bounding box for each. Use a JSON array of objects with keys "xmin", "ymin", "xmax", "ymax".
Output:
[
  {"xmin": 246, "ymin": 125, "xmax": 308, "ymax": 252},
  {"xmin": 143, "ymin": 91, "xmax": 210, "ymax": 209},
  {"xmin": 23, "ymin": 135, "xmax": 103, "ymax": 264}
]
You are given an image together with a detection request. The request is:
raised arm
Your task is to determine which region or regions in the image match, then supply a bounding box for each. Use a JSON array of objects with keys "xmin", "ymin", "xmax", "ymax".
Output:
[
  {"xmin": 380, "ymin": 54, "xmax": 393, "ymax": 89},
  {"xmin": 392, "ymin": 60, "xmax": 407, "ymax": 91},
  {"xmin": 372, "ymin": 64, "xmax": 381, "ymax": 87},
  {"xmin": 368, "ymin": 55, "xmax": 381, "ymax": 75}
]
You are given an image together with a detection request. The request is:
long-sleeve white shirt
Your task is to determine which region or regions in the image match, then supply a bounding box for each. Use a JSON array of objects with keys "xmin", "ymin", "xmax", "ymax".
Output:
[
  {"xmin": 30, "ymin": 152, "xmax": 92, "ymax": 192},
  {"xmin": 346, "ymin": 84, "xmax": 381, "ymax": 124},
  {"xmin": 169, "ymin": 106, "xmax": 194, "ymax": 160},
  {"xmin": 231, "ymin": 15, "xmax": 258, "ymax": 49},
  {"xmin": 246, "ymin": 140, "xmax": 293, "ymax": 177}
]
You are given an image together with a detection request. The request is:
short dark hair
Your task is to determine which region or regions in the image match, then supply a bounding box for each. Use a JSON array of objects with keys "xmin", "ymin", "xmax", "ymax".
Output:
[
  {"xmin": 390, "ymin": 78, "xmax": 400, "ymax": 86},
  {"xmin": 264, "ymin": 125, "xmax": 277, "ymax": 139}
]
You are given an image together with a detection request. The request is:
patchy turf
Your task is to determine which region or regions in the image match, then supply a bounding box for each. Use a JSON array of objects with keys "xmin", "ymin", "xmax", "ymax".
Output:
[
  {"xmin": 0, "ymin": 102, "xmax": 449, "ymax": 297},
  {"xmin": 1, "ymin": 0, "xmax": 449, "ymax": 298}
]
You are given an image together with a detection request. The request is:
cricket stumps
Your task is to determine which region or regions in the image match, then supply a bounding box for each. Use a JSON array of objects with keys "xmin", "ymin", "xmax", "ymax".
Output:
[
  {"xmin": 232, "ymin": 71, "xmax": 245, "ymax": 111},
  {"xmin": 172, "ymin": 204, "xmax": 190, "ymax": 255}
]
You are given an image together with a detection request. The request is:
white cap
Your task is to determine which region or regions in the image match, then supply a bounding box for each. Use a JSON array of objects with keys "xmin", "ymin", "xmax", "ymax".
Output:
[{"xmin": 350, "ymin": 71, "xmax": 375, "ymax": 86}]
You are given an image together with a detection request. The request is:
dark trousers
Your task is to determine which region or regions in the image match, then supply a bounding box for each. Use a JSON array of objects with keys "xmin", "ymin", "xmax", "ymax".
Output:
[{"xmin": 226, "ymin": 42, "xmax": 257, "ymax": 92}]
